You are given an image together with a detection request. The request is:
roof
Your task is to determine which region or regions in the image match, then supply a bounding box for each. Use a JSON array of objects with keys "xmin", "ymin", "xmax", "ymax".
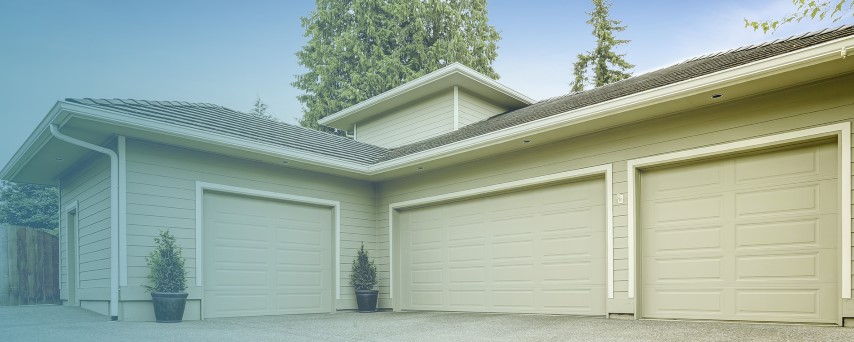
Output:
[
  {"xmin": 318, "ymin": 63, "xmax": 534, "ymax": 130},
  {"xmin": 378, "ymin": 25, "xmax": 854, "ymax": 161},
  {"xmin": 9, "ymin": 25, "xmax": 852, "ymax": 181},
  {"xmin": 63, "ymin": 98, "xmax": 388, "ymax": 165}
]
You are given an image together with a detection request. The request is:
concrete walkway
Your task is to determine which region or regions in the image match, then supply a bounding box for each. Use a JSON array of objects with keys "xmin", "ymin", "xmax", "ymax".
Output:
[{"xmin": 2, "ymin": 305, "xmax": 854, "ymax": 341}]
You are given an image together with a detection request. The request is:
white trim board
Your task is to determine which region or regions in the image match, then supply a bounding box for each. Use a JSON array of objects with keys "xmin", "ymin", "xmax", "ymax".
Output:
[
  {"xmin": 63, "ymin": 201, "xmax": 79, "ymax": 301},
  {"xmin": 387, "ymin": 164, "xmax": 615, "ymax": 301},
  {"xmin": 118, "ymin": 136, "xmax": 128, "ymax": 287},
  {"xmin": 625, "ymin": 122, "xmax": 852, "ymax": 300},
  {"xmin": 194, "ymin": 182, "xmax": 343, "ymax": 300}
]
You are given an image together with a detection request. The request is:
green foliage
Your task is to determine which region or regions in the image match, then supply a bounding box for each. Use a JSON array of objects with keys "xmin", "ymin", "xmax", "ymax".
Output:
[
  {"xmin": 349, "ymin": 242, "xmax": 378, "ymax": 291},
  {"xmin": 0, "ymin": 181, "xmax": 58, "ymax": 231},
  {"xmin": 145, "ymin": 230, "xmax": 187, "ymax": 293},
  {"xmin": 745, "ymin": 0, "xmax": 854, "ymax": 33},
  {"xmin": 570, "ymin": 0, "xmax": 634, "ymax": 92},
  {"xmin": 248, "ymin": 97, "xmax": 274, "ymax": 120},
  {"xmin": 294, "ymin": 0, "xmax": 501, "ymax": 133}
]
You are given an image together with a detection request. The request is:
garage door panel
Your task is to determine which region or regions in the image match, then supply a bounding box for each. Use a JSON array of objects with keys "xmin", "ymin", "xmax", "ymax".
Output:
[
  {"xmin": 646, "ymin": 257, "xmax": 724, "ymax": 282},
  {"xmin": 203, "ymin": 192, "xmax": 332, "ymax": 318},
  {"xmin": 641, "ymin": 142, "xmax": 838, "ymax": 324},
  {"xmin": 734, "ymin": 143, "xmax": 834, "ymax": 183},
  {"xmin": 401, "ymin": 178, "xmax": 606, "ymax": 315},
  {"xmin": 645, "ymin": 226, "xmax": 723, "ymax": 254}
]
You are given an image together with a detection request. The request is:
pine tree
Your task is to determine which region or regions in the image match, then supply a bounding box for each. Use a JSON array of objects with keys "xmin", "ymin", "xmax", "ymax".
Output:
[
  {"xmin": 248, "ymin": 97, "xmax": 273, "ymax": 120},
  {"xmin": 570, "ymin": 0, "xmax": 634, "ymax": 92},
  {"xmin": 294, "ymin": 0, "xmax": 500, "ymax": 132}
]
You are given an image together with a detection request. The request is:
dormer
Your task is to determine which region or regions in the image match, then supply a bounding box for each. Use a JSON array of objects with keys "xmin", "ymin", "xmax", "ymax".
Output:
[{"xmin": 318, "ymin": 63, "xmax": 534, "ymax": 148}]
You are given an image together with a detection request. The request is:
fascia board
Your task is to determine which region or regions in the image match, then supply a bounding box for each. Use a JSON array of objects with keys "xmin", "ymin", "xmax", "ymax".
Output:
[
  {"xmin": 0, "ymin": 102, "xmax": 67, "ymax": 181},
  {"xmin": 318, "ymin": 63, "xmax": 534, "ymax": 129},
  {"xmin": 365, "ymin": 36, "xmax": 854, "ymax": 174},
  {"xmin": 57, "ymin": 101, "xmax": 373, "ymax": 173}
]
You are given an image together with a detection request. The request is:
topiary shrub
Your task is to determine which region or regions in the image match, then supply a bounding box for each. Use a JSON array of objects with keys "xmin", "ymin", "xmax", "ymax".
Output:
[
  {"xmin": 349, "ymin": 242, "xmax": 377, "ymax": 291},
  {"xmin": 145, "ymin": 230, "xmax": 187, "ymax": 293}
]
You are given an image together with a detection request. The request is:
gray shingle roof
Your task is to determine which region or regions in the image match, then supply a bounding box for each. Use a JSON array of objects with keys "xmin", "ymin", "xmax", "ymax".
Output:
[
  {"xmin": 64, "ymin": 98, "xmax": 389, "ymax": 165},
  {"xmin": 377, "ymin": 25, "xmax": 854, "ymax": 162},
  {"xmin": 64, "ymin": 25, "xmax": 854, "ymax": 167}
]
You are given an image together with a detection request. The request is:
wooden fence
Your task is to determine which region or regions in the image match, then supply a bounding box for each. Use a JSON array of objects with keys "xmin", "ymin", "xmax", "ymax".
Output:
[{"xmin": 0, "ymin": 225, "xmax": 59, "ymax": 305}]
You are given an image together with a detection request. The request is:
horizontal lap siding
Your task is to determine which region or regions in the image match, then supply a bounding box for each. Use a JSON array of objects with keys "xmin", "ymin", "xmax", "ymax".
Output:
[
  {"xmin": 124, "ymin": 140, "xmax": 376, "ymax": 307},
  {"xmin": 377, "ymin": 74, "xmax": 854, "ymax": 311},
  {"xmin": 357, "ymin": 91, "xmax": 454, "ymax": 148},
  {"xmin": 458, "ymin": 89, "xmax": 507, "ymax": 127},
  {"xmin": 60, "ymin": 154, "xmax": 112, "ymax": 297}
]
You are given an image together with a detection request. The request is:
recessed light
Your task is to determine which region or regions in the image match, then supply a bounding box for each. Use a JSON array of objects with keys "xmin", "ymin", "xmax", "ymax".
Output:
[{"xmin": 711, "ymin": 94, "xmax": 723, "ymax": 99}]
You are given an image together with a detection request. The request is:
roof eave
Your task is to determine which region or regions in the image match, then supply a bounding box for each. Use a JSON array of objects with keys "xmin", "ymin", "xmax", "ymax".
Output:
[{"xmin": 0, "ymin": 102, "xmax": 67, "ymax": 182}]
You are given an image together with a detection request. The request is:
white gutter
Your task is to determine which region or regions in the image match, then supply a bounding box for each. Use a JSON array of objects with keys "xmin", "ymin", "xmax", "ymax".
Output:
[{"xmin": 49, "ymin": 124, "xmax": 120, "ymax": 321}]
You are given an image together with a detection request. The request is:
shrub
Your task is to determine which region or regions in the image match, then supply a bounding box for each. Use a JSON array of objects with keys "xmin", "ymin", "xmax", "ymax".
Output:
[
  {"xmin": 145, "ymin": 230, "xmax": 187, "ymax": 293},
  {"xmin": 349, "ymin": 242, "xmax": 377, "ymax": 291}
]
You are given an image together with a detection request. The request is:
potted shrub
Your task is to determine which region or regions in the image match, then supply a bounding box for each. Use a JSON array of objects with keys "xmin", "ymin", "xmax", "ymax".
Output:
[
  {"xmin": 145, "ymin": 230, "xmax": 188, "ymax": 323},
  {"xmin": 349, "ymin": 242, "xmax": 378, "ymax": 312}
]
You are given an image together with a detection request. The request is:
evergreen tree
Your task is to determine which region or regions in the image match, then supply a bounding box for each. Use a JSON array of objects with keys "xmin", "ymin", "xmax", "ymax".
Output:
[
  {"xmin": 570, "ymin": 0, "xmax": 634, "ymax": 92},
  {"xmin": 294, "ymin": 0, "xmax": 500, "ymax": 132},
  {"xmin": 248, "ymin": 97, "xmax": 273, "ymax": 120},
  {"xmin": 0, "ymin": 181, "xmax": 58, "ymax": 231}
]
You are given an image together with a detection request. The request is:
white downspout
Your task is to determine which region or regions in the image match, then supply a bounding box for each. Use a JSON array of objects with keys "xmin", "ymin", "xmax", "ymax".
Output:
[{"xmin": 49, "ymin": 124, "xmax": 120, "ymax": 321}]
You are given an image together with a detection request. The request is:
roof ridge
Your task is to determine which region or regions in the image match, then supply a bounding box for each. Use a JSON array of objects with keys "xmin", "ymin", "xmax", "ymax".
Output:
[{"xmin": 66, "ymin": 98, "xmax": 223, "ymax": 109}]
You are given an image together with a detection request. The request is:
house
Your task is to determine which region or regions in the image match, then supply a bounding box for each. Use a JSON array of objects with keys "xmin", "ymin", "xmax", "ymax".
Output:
[{"xmin": 2, "ymin": 25, "xmax": 854, "ymax": 325}]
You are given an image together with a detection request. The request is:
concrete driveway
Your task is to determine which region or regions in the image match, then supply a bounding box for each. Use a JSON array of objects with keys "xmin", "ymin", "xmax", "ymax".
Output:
[{"xmin": 3, "ymin": 305, "xmax": 854, "ymax": 342}]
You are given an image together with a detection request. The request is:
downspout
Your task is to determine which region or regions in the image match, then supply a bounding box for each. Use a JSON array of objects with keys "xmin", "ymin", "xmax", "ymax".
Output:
[{"xmin": 49, "ymin": 124, "xmax": 120, "ymax": 321}]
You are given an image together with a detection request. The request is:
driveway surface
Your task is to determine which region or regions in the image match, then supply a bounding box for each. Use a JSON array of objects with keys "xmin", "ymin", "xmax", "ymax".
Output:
[{"xmin": 2, "ymin": 305, "xmax": 854, "ymax": 341}]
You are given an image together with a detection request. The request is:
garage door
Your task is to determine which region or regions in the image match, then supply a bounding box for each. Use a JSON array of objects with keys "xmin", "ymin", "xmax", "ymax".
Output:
[
  {"xmin": 203, "ymin": 192, "xmax": 333, "ymax": 318},
  {"xmin": 640, "ymin": 141, "xmax": 838, "ymax": 323},
  {"xmin": 399, "ymin": 178, "xmax": 606, "ymax": 315}
]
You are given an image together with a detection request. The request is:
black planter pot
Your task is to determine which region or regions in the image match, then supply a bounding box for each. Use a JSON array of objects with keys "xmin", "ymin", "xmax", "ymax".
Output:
[
  {"xmin": 354, "ymin": 289, "xmax": 379, "ymax": 312},
  {"xmin": 151, "ymin": 292, "xmax": 189, "ymax": 323}
]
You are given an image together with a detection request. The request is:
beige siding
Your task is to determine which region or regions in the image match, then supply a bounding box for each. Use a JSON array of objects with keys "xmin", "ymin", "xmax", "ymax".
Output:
[
  {"xmin": 123, "ymin": 139, "xmax": 376, "ymax": 310},
  {"xmin": 357, "ymin": 91, "xmax": 454, "ymax": 148},
  {"xmin": 60, "ymin": 154, "xmax": 112, "ymax": 299},
  {"xmin": 377, "ymin": 73, "xmax": 854, "ymax": 312},
  {"xmin": 458, "ymin": 89, "xmax": 507, "ymax": 127}
]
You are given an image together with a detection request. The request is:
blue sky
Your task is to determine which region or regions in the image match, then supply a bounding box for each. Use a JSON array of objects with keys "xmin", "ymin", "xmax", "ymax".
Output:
[{"xmin": 1, "ymin": 0, "xmax": 851, "ymax": 171}]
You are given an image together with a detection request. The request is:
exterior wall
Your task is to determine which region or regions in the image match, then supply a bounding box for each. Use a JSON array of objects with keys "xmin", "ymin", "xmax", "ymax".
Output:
[
  {"xmin": 59, "ymin": 153, "xmax": 113, "ymax": 310},
  {"xmin": 356, "ymin": 91, "xmax": 454, "ymax": 148},
  {"xmin": 377, "ymin": 73, "xmax": 854, "ymax": 314},
  {"xmin": 458, "ymin": 88, "xmax": 507, "ymax": 127},
  {"xmin": 121, "ymin": 139, "xmax": 377, "ymax": 321}
]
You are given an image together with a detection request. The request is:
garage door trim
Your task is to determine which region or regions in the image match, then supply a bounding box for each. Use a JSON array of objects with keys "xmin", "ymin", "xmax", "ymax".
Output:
[
  {"xmin": 388, "ymin": 164, "xmax": 614, "ymax": 306},
  {"xmin": 626, "ymin": 122, "xmax": 851, "ymax": 305},
  {"xmin": 194, "ymin": 182, "xmax": 341, "ymax": 300}
]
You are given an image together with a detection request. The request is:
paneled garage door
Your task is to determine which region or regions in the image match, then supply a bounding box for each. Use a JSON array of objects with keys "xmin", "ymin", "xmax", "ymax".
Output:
[
  {"xmin": 203, "ymin": 192, "xmax": 333, "ymax": 318},
  {"xmin": 640, "ymin": 141, "xmax": 838, "ymax": 323},
  {"xmin": 399, "ymin": 178, "xmax": 606, "ymax": 315}
]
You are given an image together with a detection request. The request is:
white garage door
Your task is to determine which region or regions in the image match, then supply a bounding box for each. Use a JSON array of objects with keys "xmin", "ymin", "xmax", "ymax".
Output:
[
  {"xmin": 203, "ymin": 192, "xmax": 333, "ymax": 318},
  {"xmin": 640, "ymin": 141, "xmax": 838, "ymax": 324},
  {"xmin": 399, "ymin": 178, "xmax": 606, "ymax": 315}
]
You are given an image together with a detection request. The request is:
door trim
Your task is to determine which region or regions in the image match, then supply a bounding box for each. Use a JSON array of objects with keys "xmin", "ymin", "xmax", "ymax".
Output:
[
  {"xmin": 194, "ymin": 182, "xmax": 342, "ymax": 304},
  {"xmin": 626, "ymin": 122, "xmax": 852, "ymax": 306},
  {"xmin": 63, "ymin": 201, "xmax": 79, "ymax": 305},
  {"xmin": 388, "ymin": 164, "xmax": 614, "ymax": 307}
]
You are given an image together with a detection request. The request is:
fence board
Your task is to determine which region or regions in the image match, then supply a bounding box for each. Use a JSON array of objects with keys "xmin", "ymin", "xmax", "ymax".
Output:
[{"xmin": 1, "ymin": 225, "xmax": 59, "ymax": 305}]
